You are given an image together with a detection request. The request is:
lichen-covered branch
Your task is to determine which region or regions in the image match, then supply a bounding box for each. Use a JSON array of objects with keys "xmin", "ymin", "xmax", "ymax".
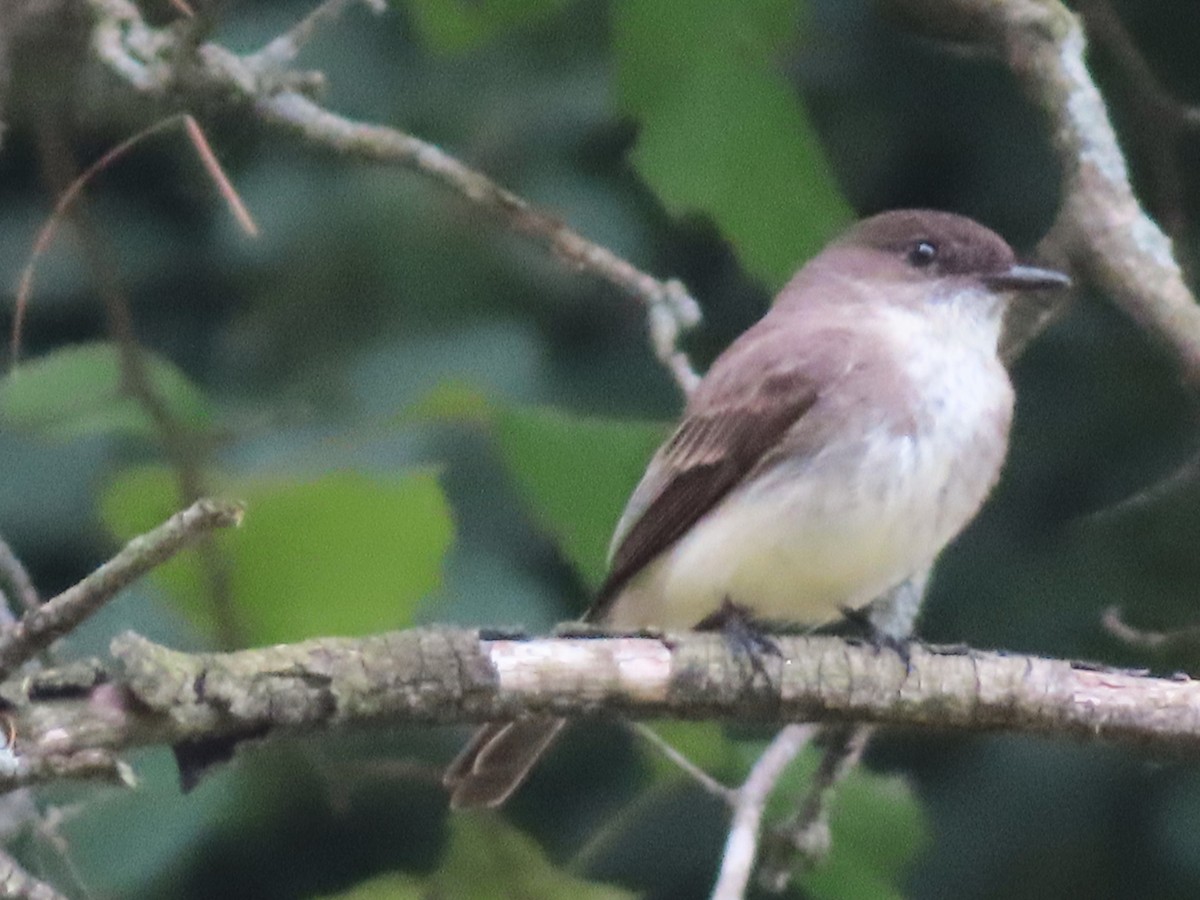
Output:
[
  {"xmin": 3, "ymin": 628, "xmax": 1200, "ymax": 792},
  {"xmin": 0, "ymin": 499, "xmax": 243, "ymax": 678}
]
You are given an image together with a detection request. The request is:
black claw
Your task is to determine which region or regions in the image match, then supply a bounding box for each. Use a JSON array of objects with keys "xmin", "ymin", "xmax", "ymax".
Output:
[
  {"xmin": 833, "ymin": 605, "xmax": 913, "ymax": 672},
  {"xmin": 874, "ymin": 631, "xmax": 913, "ymax": 672},
  {"xmin": 695, "ymin": 598, "xmax": 782, "ymax": 687},
  {"xmin": 835, "ymin": 604, "xmax": 874, "ymax": 634}
]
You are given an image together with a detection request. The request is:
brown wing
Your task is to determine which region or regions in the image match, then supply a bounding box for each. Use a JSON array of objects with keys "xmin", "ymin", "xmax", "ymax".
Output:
[{"xmin": 587, "ymin": 362, "xmax": 819, "ymax": 620}]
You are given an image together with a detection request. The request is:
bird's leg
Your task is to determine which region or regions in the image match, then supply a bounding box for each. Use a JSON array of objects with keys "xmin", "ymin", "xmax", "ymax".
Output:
[
  {"xmin": 836, "ymin": 603, "xmax": 912, "ymax": 669},
  {"xmin": 695, "ymin": 597, "xmax": 782, "ymax": 687}
]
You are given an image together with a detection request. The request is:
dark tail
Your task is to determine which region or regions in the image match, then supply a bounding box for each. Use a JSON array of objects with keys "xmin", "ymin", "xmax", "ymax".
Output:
[{"xmin": 442, "ymin": 717, "xmax": 566, "ymax": 809}]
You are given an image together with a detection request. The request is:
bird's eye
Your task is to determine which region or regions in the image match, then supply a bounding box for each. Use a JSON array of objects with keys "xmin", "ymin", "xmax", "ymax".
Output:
[{"xmin": 908, "ymin": 241, "xmax": 937, "ymax": 267}]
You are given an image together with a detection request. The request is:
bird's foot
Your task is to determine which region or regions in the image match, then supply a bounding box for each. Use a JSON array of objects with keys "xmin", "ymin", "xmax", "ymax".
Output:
[
  {"xmin": 696, "ymin": 597, "xmax": 782, "ymax": 687},
  {"xmin": 837, "ymin": 605, "xmax": 913, "ymax": 670}
]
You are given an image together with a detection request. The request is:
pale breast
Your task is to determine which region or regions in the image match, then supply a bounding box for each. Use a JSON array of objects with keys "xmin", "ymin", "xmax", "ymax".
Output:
[{"xmin": 603, "ymin": 304, "xmax": 1013, "ymax": 630}]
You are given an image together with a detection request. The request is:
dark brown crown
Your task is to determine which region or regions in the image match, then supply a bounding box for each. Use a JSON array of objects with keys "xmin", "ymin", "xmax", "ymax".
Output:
[{"xmin": 838, "ymin": 209, "xmax": 1017, "ymax": 278}]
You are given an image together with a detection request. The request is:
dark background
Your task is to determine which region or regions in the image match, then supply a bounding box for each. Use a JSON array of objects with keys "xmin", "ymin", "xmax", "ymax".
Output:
[{"xmin": 3, "ymin": 0, "xmax": 1200, "ymax": 897}]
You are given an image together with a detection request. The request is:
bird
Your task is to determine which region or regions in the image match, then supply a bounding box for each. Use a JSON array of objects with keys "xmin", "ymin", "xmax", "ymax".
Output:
[{"xmin": 444, "ymin": 209, "xmax": 1071, "ymax": 809}]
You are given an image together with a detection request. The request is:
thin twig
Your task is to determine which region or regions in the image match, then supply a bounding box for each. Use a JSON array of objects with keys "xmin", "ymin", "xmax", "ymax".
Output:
[
  {"xmin": 12, "ymin": 114, "xmax": 176, "ymax": 365},
  {"xmin": 758, "ymin": 724, "xmax": 872, "ymax": 893},
  {"xmin": 29, "ymin": 802, "xmax": 93, "ymax": 900},
  {"xmin": 1102, "ymin": 606, "xmax": 1200, "ymax": 654},
  {"xmin": 628, "ymin": 723, "xmax": 735, "ymax": 804},
  {"xmin": 710, "ymin": 725, "xmax": 815, "ymax": 900},
  {"xmin": 84, "ymin": 0, "xmax": 703, "ymax": 394},
  {"xmin": 253, "ymin": 0, "xmax": 385, "ymax": 70},
  {"xmin": 182, "ymin": 116, "xmax": 259, "ymax": 237},
  {"xmin": 0, "ymin": 535, "xmax": 37, "ymax": 619},
  {"xmin": 0, "ymin": 499, "xmax": 243, "ymax": 677},
  {"xmin": 11, "ymin": 112, "xmax": 256, "ymax": 366},
  {"xmin": 32, "ymin": 120, "xmax": 246, "ymax": 650},
  {"xmin": 0, "ymin": 846, "xmax": 71, "ymax": 900},
  {"xmin": 255, "ymin": 90, "xmax": 702, "ymax": 393}
]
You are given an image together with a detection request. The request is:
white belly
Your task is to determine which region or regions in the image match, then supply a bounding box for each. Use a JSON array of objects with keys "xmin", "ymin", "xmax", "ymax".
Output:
[{"xmin": 604, "ymin": 316, "xmax": 1012, "ymax": 630}]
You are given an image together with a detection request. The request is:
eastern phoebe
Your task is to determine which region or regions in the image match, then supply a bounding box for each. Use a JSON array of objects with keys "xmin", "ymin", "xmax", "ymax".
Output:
[{"xmin": 444, "ymin": 209, "xmax": 1070, "ymax": 808}]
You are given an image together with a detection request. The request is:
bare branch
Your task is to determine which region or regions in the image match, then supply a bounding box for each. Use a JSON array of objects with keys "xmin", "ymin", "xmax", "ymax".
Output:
[
  {"xmin": 711, "ymin": 724, "xmax": 815, "ymax": 900},
  {"xmin": 4, "ymin": 628, "xmax": 1200, "ymax": 792},
  {"xmin": 628, "ymin": 723, "xmax": 734, "ymax": 803},
  {"xmin": 253, "ymin": 0, "xmax": 386, "ymax": 70},
  {"xmin": 1102, "ymin": 606, "xmax": 1200, "ymax": 654},
  {"xmin": 0, "ymin": 536, "xmax": 37, "ymax": 620},
  {"xmin": 899, "ymin": 0, "xmax": 1200, "ymax": 385},
  {"xmin": 0, "ymin": 746, "xmax": 133, "ymax": 793},
  {"xmin": 0, "ymin": 499, "xmax": 243, "ymax": 678},
  {"xmin": 84, "ymin": 0, "xmax": 702, "ymax": 394},
  {"xmin": 1074, "ymin": 0, "xmax": 1192, "ymax": 236},
  {"xmin": 253, "ymin": 90, "xmax": 702, "ymax": 391},
  {"xmin": 758, "ymin": 724, "xmax": 873, "ymax": 893},
  {"xmin": 30, "ymin": 121, "xmax": 246, "ymax": 648},
  {"xmin": 0, "ymin": 847, "xmax": 71, "ymax": 900}
]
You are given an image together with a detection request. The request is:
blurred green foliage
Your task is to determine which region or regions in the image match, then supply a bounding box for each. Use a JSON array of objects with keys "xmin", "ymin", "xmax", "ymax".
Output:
[
  {"xmin": 494, "ymin": 404, "xmax": 666, "ymax": 588},
  {"xmin": 428, "ymin": 816, "xmax": 636, "ymax": 900},
  {"xmin": 0, "ymin": 341, "xmax": 213, "ymax": 441},
  {"xmin": 99, "ymin": 464, "xmax": 453, "ymax": 644},
  {"xmin": 613, "ymin": 0, "xmax": 852, "ymax": 287},
  {"xmin": 409, "ymin": 0, "xmax": 572, "ymax": 52},
  {"xmin": 790, "ymin": 758, "xmax": 928, "ymax": 900},
  {"xmin": 1, "ymin": 0, "xmax": 1200, "ymax": 898}
]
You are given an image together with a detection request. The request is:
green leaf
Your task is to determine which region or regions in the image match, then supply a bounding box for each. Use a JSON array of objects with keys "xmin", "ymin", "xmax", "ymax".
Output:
[
  {"xmin": 409, "ymin": 0, "xmax": 571, "ymax": 53},
  {"xmin": 407, "ymin": 384, "xmax": 666, "ymax": 589},
  {"xmin": 405, "ymin": 384, "xmax": 666, "ymax": 590},
  {"xmin": 0, "ymin": 340, "xmax": 214, "ymax": 441},
  {"xmin": 318, "ymin": 873, "xmax": 424, "ymax": 900},
  {"xmin": 399, "ymin": 379, "xmax": 492, "ymax": 425},
  {"xmin": 99, "ymin": 466, "xmax": 454, "ymax": 644},
  {"xmin": 97, "ymin": 464, "xmax": 179, "ymax": 543},
  {"xmin": 437, "ymin": 816, "xmax": 636, "ymax": 900},
  {"xmin": 612, "ymin": 0, "xmax": 852, "ymax": 287},
  {"xmin": 494, "ymin": 405, "xmax": 666, "ymax": 587},
  {"xmin": 642, "ymin": 721, "xmax": 743, "ymax": 783}
]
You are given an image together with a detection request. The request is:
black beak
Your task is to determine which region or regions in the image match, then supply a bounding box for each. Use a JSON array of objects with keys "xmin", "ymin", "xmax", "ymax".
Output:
[{"xmin": 984, "ymin": 264, "xmax": 1072, "ymax": 291}]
